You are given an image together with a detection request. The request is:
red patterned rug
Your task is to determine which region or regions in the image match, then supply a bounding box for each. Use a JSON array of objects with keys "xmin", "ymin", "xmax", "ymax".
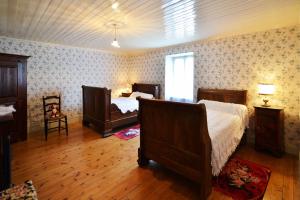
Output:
[
  {"xmin": 213, "ymin": 157, "xmax": 271, "ymax": 200},
  {"xmin": 113, "ymin": 124, "xmax": 140, "ymax": 140}
]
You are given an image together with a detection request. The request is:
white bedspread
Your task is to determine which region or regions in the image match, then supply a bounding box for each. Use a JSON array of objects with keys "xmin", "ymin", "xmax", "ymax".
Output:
[
  {"xmin": 111, "ymin": 97, "xmax": 138, "ymax": 114},
  {"xmin": 198, "ymin": 100, "xmax": 249, "ymax": 176}
]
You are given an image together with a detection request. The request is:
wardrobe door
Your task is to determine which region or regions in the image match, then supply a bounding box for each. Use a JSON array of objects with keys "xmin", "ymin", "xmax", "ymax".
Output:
[
  {"xmin": 0, "ymin": 62, "xmax": 18, "ymax": 98},
  {"xmin": 0, "ymin": 61, "xmax": 18, "ymax": 142},
  {"xmin": 16, "ymin": 59, "xmax": 28, "ymax": 142},
  {"xmin": 0, "ymin": 54, "xmax": 29, "ymax": 143}
]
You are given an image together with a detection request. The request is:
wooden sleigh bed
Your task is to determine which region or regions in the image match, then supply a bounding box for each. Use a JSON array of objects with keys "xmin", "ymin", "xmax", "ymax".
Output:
[
  {"xmin": 82, "ymin": 83, "xmax": 160, "ymax": 137},
  {"xmin": 137, "ymin": 88, "xmax": 247, "ymax": 199}
]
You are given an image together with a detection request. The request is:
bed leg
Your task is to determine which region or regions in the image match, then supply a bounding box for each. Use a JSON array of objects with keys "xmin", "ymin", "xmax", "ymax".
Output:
[
  {"xmin": 102, "ymin": 131, "xmax": 113, "ymax": 138},
  {"xmin": 82, "ymin": 120, "xmax": 89, "ymax": 127},
  {"xmin": 138, "ymin": 148, "xmax": 149, "ymax": 166}
]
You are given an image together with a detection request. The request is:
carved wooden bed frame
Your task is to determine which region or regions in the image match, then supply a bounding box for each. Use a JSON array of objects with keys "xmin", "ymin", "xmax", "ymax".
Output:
[
  {"xmin": 137, "ymin": 88, "xmax": 247, "ymax": 199},
  {"xmin": 82, "ymin": 83, "xmax": 160, "ymax": 137}
]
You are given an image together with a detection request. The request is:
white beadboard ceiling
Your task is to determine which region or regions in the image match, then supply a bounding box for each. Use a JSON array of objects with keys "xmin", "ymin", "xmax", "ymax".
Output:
[{"xmin": 0, "ymin": 0, "xmax": 299, "ymax": 52}]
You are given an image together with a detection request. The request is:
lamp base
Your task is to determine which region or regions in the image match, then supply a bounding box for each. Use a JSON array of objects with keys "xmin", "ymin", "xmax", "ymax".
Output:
[{"xmin": 262, "ymin": 99, "xmax": 270, "ymax": 107}]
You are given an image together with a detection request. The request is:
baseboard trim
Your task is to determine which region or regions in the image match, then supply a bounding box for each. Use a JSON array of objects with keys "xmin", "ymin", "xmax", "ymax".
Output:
[{"xmin": 28, "ymin": 115, "xmax": 82, "ymax": 134}]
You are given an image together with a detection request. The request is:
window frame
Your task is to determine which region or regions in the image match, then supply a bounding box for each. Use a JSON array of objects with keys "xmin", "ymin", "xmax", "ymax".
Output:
[{"xmin": 165, "ymin": 52, "xmax": 194, "ymax": 102}]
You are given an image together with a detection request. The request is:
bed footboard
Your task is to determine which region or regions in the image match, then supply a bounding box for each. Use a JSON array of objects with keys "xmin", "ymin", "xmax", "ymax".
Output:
[
  {"xmin": 82, "ymin": 86, "xmax": 112, "ymax": 137},
  {"xmin": 138, "ymin": 98, "xmax": 212, "ymax": 199}
]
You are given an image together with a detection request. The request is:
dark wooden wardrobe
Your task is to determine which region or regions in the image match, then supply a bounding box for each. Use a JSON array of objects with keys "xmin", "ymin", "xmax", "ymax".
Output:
[{"xmin": 0, "ymin": 53, "xmax": 29, "ymax": 143}]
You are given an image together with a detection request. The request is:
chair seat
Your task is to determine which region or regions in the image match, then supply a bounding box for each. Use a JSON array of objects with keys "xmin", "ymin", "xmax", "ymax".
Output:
[{"xmin": 45, "ymin": 113, "xmax": 66, "ymax": 121}]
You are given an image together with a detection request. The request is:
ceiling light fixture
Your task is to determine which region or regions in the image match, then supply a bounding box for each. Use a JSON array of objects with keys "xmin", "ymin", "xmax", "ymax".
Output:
[
  {"xmin": 111, "ymin": 24, "xmax": 120, "ymax": 48},
  {"xmin": 112, "ymin": 1, "xmax": 119, "ymax": 10}
]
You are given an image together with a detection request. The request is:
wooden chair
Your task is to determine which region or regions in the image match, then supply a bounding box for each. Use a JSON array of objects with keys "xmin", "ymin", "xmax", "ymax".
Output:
[{"xmin": 42, "ymin": 95, "xmax": 68, "ymax": 140}]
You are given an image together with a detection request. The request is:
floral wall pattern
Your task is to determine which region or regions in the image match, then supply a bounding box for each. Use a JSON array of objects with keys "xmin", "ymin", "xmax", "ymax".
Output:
[
  {"xmin": 128, "ymin": 25, "xmax": 300, "ymax": 154},
  {"xmin": 0, "ymin": 25, "xmax": 299, "ymax": 154},
  {"xmin": 0, "ymin": 37, "xmax": 129, "ymax": 131}
]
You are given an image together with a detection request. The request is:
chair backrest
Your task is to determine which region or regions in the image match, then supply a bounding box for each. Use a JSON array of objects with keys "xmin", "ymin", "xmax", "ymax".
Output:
[{"xmin": 42, "ymin": 95, "xmax": 61, "ymax": 117}]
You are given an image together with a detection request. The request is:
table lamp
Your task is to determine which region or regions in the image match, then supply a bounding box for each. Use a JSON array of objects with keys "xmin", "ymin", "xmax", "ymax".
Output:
[{"xmin": 258, "ymin": 83, "xmax": 275, "ymax": 107}]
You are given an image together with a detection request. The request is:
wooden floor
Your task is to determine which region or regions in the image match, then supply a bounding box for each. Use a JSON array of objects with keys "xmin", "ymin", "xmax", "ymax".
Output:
[{"xmin": 11, "ymin": 123, "xmax": 299, "ymax": 200}]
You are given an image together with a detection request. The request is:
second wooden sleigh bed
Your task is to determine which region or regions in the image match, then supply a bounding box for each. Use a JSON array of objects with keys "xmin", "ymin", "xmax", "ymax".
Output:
[
  {"xmin": 137, "ymin": 88, "xmax": 247, "ymax": 199},
  {"xmin": 82, "ymin": 83, "xmax": 160, "ymax": 137}
]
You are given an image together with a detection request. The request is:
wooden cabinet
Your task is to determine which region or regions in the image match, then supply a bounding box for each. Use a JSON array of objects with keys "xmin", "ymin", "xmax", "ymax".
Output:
[
  {"xmin": 0, "ymin": 114, "xmax": 14, "ymax": 190},
  {"xmin": 121, "ymin": 92, "xmax": 132, "ymax": 97},
  {"xmin": 254, "ymin": 106, "xmax": 284, "ymax": 157},
  {"xmin": 0, "ymin": 53, "xmax": 29, "ymax": 143}
]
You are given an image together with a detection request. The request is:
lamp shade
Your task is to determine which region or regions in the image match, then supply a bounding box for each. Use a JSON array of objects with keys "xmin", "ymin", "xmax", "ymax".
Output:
[
  {"xmin": 111, "ymin": 39, "xmax": 120, "ymax": 48},
  {"xmin": 258, "ymin": 84, "xmax": 275, "ymax": 95}
]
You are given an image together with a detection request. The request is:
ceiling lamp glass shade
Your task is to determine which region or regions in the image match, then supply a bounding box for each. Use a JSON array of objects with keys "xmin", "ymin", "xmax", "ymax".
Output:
[
  {"xmin": 112, "ymin": 1, "xmax": 119, "ymax": 10},
  {"xmin": 111, "ymin": 24, "xmax": 120, "ymax": 48},
  {"xmin": 111, "ymin": 39, "xmax": 120, "ymax": 48}
]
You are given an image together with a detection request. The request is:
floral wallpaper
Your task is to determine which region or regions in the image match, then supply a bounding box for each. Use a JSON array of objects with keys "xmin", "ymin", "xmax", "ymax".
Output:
[
  {"xmin": 0, "ymin": 25, "xmax": 299, "ymax": 155},
  {"xmin": 0, "ymin": 37, "xmax": 129, "ymax": 132},
  {"xmin": 128, "ymin": 25, "xmax": 300, "ymax": 154}
]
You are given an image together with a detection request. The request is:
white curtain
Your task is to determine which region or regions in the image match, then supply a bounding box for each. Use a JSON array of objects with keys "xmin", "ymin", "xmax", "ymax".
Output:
[{"xmin": 165, "ymin": 52, "xmax": 194, "ymax": 102}]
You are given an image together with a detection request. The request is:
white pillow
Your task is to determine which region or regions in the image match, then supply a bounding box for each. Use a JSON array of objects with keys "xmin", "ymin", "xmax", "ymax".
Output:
[
  {"xmin": 198, "ymin": 99, "xmax": 249, "ymax": 127},
  {"xmin": 129, "ymin": 92, "xmax": 154, "ymax": 99}
]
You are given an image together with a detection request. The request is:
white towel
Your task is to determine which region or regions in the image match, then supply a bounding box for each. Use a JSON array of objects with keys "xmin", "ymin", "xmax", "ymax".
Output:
[{"xmin": 0, "ymin": 105, "xmax": 16, "ymax": 116}]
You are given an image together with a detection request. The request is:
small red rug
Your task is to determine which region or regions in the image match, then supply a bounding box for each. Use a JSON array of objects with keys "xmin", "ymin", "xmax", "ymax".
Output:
[
  {"xmin": 213, "ymin": 157, "xmax": 271, "ymax": 200},
  {"xmin": 113, "ymin": 124, "xmax": 140, "ymax": 140}
]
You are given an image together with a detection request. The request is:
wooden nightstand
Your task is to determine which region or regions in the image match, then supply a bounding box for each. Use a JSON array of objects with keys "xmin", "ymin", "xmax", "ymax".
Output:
[
  {"xmin": 121, "ymin": 92, "xmax": 132, "ymax": 97},
  {"xmin": 254, "ymin": 105, "xmax": 284, "ymax": 157}
]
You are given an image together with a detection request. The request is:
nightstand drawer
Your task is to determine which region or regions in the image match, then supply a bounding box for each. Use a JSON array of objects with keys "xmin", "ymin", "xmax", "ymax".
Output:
[
  {"xmin": 255, "ymin": 119, "xmax": 278, "ymax": 131},
  {"xmin": 255, "ymin": 108, "xmax": 279, "ymax": 117}
]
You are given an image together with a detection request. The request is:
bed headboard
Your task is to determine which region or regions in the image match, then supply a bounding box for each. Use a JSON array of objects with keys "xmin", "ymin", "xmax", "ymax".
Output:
[
  {"xmin": 197, "ymin": 88, "xmax": 247, "ymax": 105},
  {"xmin": 132, "ymin": 83, "xmax": 160, "ymax": 99}
]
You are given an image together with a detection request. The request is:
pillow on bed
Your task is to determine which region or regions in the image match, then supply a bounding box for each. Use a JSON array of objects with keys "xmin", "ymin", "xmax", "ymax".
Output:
[
  {"xmin": 129, "ymin": 92, "xmax": 154, "ymax": 99},
  {"xmin": 198, "ymin": 99, "xmax": 249, "ymax": 127}
]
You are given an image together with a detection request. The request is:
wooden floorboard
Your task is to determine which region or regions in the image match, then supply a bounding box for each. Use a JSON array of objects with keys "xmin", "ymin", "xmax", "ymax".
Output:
[{"xmin": 11, "ymin": 123, "xmax": 299, "ymax": 200}]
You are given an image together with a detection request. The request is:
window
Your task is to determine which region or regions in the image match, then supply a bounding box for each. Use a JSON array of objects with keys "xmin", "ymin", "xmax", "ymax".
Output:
[{"xmin": 165, "ymin": 52, "xmax": 194, "ymax": 102}]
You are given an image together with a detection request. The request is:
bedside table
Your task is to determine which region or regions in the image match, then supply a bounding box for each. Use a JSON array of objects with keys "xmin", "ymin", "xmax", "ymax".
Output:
[
  {"xmin": 121, "ymin": 92, "xmax": 132, "ymax": 97},
  {"xmin": 254, "ymin": 105, "xmax": 284, "ymax": 157}
]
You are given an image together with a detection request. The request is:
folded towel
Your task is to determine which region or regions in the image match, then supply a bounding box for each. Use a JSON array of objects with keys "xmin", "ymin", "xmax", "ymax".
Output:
[{"xmin": 0, "ymin": 105, "xmax": 16, "ymax": 116}]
